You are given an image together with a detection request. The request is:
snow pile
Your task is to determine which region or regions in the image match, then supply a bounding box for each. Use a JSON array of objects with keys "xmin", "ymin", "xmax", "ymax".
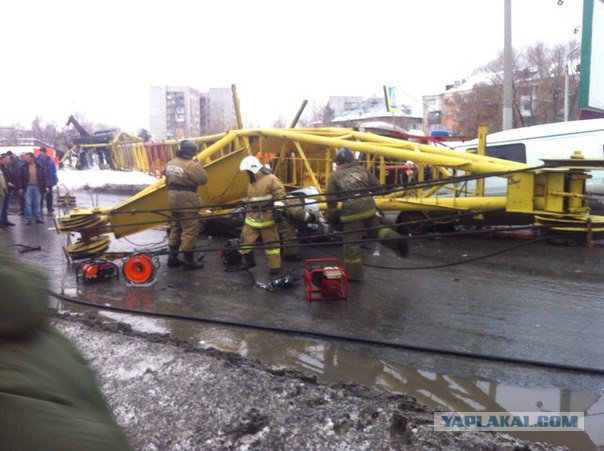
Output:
[{"xmin": 57, "ymin": 169, "xmax": 160, "ymax": 194}]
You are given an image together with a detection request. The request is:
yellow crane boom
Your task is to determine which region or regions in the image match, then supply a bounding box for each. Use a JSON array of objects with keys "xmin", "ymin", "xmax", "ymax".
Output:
[{"xmin": 56, "ymin": 127, "xmax": 604, "ymax": 258}]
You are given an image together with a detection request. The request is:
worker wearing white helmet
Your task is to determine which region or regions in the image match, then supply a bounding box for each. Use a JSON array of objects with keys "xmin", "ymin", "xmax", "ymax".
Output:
[{"xmin": 238, "ymin": 155, "xmax": 287, "ymax": 275}]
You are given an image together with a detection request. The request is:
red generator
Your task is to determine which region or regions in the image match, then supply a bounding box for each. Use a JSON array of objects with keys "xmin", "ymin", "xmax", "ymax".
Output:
[{"xmin": 303, "ymin": 258, "xmax": 348, "ymax": 301}]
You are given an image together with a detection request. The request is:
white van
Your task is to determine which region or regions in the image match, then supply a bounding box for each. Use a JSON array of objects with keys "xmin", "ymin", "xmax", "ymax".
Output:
[{"xmin": 453, "ymin": 119, "xmax": 604, "ymax": 195}]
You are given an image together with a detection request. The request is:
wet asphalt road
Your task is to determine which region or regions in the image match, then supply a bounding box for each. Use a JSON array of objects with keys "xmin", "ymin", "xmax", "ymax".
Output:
[{"xmin": 3, "ymin": 193, "xmax": 604, "ymax": 450}]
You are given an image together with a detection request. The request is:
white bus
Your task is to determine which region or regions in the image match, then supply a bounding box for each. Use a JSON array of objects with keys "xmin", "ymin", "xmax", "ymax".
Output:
[{"xmin": 453, "ymin": 119, "xmax": 604, "ymax": 196}]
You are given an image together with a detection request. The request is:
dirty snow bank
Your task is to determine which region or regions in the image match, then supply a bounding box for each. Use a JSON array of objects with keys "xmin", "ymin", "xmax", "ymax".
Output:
[
  {"xmin": 57, "ymin": 168, "xmax": 159, "ymax": 194},
  {"xmin": 55, "ymin": 316, "xmax": 568, "ymax": 451}
]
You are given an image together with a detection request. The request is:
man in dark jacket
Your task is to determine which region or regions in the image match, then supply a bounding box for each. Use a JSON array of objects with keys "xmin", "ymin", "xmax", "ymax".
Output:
[
  {"xmin": 0, "ymin": 153, "xmax": 16, "ymax": 227},
  {"xmin": 326, "ymin": 147, "xmax": 408, "ymax": 282},
  {"xmin": 164, "ymin": 140, "xmax": 208, "ymax": 270},
  {"xmin": 17, "ymin": 152, "xmax": 48, "ymax": 225},
  {"xmin": 36, "ymin": 147, "xmax": 59, "ymax": 214},
  {"xmin": 0, "ymin": 243, "xmax": 132, "ymax": 450}
]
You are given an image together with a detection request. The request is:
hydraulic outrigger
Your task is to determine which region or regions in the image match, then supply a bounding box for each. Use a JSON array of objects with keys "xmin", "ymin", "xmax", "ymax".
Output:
[{"xmin": 55, "ymin": 126, "xmax": 604, "ymax": 259}]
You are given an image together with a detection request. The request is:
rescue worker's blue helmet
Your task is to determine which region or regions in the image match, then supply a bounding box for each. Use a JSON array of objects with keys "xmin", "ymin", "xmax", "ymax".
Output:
[
  {"xmin": 334, "ymin": 147, "xmax": 354, "ymax": 165},
  {"xmin": 177, "ymin": 140, "xmax": 199, "ymax": 159}
]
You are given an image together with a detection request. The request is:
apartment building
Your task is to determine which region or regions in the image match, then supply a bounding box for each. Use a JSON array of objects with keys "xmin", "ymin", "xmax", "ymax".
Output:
[
  {"xmin": 199, "ymin": 87, "xmax": 237, "ymax": 135},
  {"xmin": 149, "ymin": 86, "xmax": 201, "ymax": 140},
  {"xmin": 150, "ymin": 85, "xmax": 237, "ymax": 140}
]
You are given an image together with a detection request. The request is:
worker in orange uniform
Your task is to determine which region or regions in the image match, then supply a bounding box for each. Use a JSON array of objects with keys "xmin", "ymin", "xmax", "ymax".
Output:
[
  {"xmin": 326, "ymin": 147, "xmax": 408, "ymax": 282},
  {"xmin": 238, "ymin": 155, "xmax": 286, "ymax": 275}
]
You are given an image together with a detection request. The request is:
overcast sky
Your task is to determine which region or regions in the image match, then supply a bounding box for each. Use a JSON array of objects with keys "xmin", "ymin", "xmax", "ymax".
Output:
[{"xmin": 0, "ymin": 0, "xmax": 583, "ymax": 132}]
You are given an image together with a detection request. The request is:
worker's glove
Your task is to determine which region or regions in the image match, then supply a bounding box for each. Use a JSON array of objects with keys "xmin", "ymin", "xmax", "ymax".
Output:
[
  {"xmin": 273, "ymin": 209, "xmax": 284, "ymax": 223},
  {"xmin": 273, "ymin": 200, "xmax": 285, "ymax": 223},
  {"xmin": 327, "ymin": 210, "xmax": 342, "ymax": 231},
  {"xmin": 327, "ymin": 210, "xmax": 340, "ymax": 224},
  {"xmin": 230, "ymin": 206, "xmax": 246, "ymax": 221}
]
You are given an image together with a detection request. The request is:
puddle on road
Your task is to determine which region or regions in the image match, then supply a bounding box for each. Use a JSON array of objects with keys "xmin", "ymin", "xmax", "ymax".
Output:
[
  {"xmin": 57, "ymin": 305, "xmax": 603, "ymax": 451},
  {"xmin": 50, "ymin": 192, "xmax": 603, "ymax": 450}
]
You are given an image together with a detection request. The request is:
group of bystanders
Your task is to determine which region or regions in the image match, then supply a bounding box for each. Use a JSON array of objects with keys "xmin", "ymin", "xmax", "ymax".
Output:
[{"xmin": 0, "ymin": 147, "xmax": 58, "ymax": 228}]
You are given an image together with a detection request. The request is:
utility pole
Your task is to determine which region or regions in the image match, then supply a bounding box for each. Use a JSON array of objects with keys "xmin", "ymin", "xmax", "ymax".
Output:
[
  {"xmin": 564, "ymin": 47, "xmax": 580, "ymax": 122},
  {"xmin": 502, "ymin": 0, "xmax": 513, "ymax": 130},
  {"xmin": 564, "ymin": 60, "xmax": 570, "ymax": 121}
]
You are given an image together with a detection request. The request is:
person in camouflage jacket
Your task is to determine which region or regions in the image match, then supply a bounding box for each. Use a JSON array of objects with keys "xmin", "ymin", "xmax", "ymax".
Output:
[{"xmin": 0, "ymin": 243, "xmax": 132, "ymax": 450}]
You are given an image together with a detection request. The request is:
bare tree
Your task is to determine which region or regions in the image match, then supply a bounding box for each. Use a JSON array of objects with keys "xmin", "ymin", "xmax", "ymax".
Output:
[
  {"xmin": 31, "ymin": 116, "xmax": 60, "ymax": 146},
  {"xmin": 271, "ymin": 116, "xmax": 288, "ymax": 128},
  {"xmin": 297, "ymin": 101, "xmax": 336, "ymax": 128},
  {"xmin": 448, "ymin": 82, "xmax": 502, "ymax": 136},
  {"xmin": 448, "ymin": 39, "xmax": 580, "ymax": 134},
  {"xmin": 0, "ymin": 124, "xmax": 25, "ymax": 146}
]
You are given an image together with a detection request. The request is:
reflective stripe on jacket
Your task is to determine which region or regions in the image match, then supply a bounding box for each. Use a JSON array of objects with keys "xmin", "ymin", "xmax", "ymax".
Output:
[{"xmin": 244, "ymin": 171, "xmax": 286, "ymax": 226}]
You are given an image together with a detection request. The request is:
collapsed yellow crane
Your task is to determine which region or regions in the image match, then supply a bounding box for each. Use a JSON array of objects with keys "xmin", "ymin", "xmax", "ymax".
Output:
[{"xmin": 56, "ymin": 126, "xmax": 604, "ymax": 259}]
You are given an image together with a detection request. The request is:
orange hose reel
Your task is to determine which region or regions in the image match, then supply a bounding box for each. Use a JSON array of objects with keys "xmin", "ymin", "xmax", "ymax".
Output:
[{"xmin": 122, "ymin": 253, "xmax": 159, "ymax": 286}]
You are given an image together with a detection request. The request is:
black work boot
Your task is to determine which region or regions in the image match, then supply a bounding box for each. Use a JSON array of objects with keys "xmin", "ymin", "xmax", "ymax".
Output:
[
  {"xmin": 397, "ymin": 239, "xmax": 409, "ymax": 258},
  {"xmin": 239, "ymin": 252, "xmax": 256, "ymax": 270},
  {"xmin": 183, "ymin": 252, "xmax": 204, "ymax": 270},
  {"xmin": 283, "ymin": 253, "xmax": 302, "ymax": 262},
  {"xmin": 269, "ymin": 267, "xmax": 280, "ymax": 276},
  {"xmin": 167, "ymin": 246, "xmax": 183, "ymax": 268}
]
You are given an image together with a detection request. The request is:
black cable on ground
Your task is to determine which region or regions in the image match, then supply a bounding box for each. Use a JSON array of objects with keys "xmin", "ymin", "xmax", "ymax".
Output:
[
  {"xmin": 189, "ymin": 223, "xmax": 546, "ymax": 256},
  {"xmin": 119, "ymin": 223, "xmax": 539, "ymax": 260},
  {"xmin": 48, "ymin": 289, "xmax": 604, "ymax": 377},
  {"xmin": 363, "ymin": 236, "xmax": 552, "ymax": 270},
  {"xmin": 94, "ymin": 223, "xmax": 568, "ymax": 273}
]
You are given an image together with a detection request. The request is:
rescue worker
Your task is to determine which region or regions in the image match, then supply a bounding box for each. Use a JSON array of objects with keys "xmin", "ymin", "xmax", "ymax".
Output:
[
  {"xmin": 164, "ymin": 140, "xmax": 208, "ymax": 270},
  {"xmin": 326, "ymin": 147, "xmax": 408, "ymax": 282},
  {"xmin": 274, "ymin": 195, "xmax": 317, "ymax": 261},
  {"xmin": 238, "ymin": 155, "xmax": 286, "ymax": 275}
]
